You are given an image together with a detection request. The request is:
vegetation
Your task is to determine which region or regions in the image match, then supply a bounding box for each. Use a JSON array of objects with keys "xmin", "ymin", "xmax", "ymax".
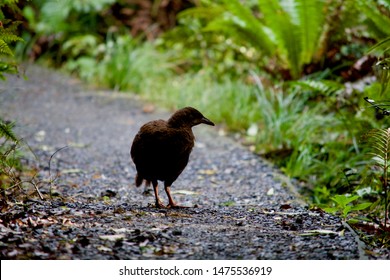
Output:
[
  {"xmin": 0, "ymin": 0, "xmax": 23, "ymax": 79},
  {"xmin": 5, "ymin": 0, "xmax": 390, "ymax": 243},
  {"xmin": 0, "ymin": 0, "xmax": 33, "ymax": 204}
]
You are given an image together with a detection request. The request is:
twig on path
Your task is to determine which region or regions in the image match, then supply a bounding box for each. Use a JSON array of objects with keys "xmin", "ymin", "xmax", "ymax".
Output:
[{"xmin": 48, "ymin": 146, "xmax": 68, "ymax": 198}]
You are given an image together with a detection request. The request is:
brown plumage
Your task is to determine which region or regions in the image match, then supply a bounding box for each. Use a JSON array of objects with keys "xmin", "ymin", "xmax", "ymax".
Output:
[{"xmin": 130, "ymin": 107, "xmax": 214, "ymax": 208}]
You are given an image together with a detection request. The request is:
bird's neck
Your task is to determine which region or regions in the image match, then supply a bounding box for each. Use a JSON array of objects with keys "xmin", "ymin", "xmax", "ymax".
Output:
[
  {"xmin": 168, "ymin": 123, "xmax": 193, "ymax": 132},
  {"xmin": 167, "ymin": 120, "xmax": 195, "ymax": 138},
  {"xmin": 167, "ymin": 116, "xmax": 191, "ymax": 129}
]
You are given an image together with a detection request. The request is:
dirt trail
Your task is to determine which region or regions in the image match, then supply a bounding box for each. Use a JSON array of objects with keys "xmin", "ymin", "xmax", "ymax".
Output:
[{"xmin": 0, "ymin": 65, "xmax": 366, "ymax": 259}]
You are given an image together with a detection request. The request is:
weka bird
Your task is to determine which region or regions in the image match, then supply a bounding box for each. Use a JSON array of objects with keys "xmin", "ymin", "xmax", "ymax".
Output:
[{"xmin": 130, "ymin": 107, "xmax": 214, "ymax": 208}]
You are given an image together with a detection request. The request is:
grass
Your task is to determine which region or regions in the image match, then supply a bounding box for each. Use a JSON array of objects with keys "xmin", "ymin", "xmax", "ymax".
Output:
[{"xmin": 144, "ymin": 70, "xmax": 262, "ymax": 131}]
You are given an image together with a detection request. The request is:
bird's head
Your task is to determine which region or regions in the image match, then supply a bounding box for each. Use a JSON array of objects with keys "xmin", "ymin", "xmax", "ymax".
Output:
[{"xmin": 168, "ymin": 107, "xmax": 215, "ymax": 128}]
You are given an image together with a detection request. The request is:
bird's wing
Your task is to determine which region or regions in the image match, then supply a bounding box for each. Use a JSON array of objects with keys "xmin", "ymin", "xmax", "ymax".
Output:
[{"xmin": 130, "ymin": 121, "xmax": 194, "ymax": 176}]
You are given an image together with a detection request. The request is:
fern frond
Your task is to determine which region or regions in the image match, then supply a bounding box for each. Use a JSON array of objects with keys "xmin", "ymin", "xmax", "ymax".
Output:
[
  {"xmin": 0, "ymin": 121, "xmax": 19, "ymax": 143},
  {"xmin": 366, "ymin": 127, "xmax": 390, "ymax": 227},
  {"xmin": 258, "ymin": 0, "xmax": 325, "ymax": 78},
  {"xmin": 291, "ymin": 79, "xmax": 345, "ymax": 96},
  {"xmin": 357, "ymin": 0, "xmax": 390, "ymax": 38},
  {"xmin": 180, "ymin": 0, "xmax": 276, "ymax": 56},
  {"xmin": 258, "ymin": 0, "xmax": 300, "ymax": 76},
  {"xmin": 222, "ymin": 0, "xmax": 275, "ymax": 52},
  {"xmin": 368, "ymin": 37, "xmax": 390, "ymax": 55},
  {"xmin": 196, "ymin": 0, "xmax": 275, "ymax": 56},
  {"xmin": 367, "ymin": 128, "xmax": 390, "ymax": 168},
  {"xmin": 294, "ymin": 0, "xmax": 325, "ymax": 64},
  {"xmin": 0, "ymin": 122, "xmax": 18, "ymax": 142},
  {"xmin": 0, "ymin": 20, "xmax": 23, "ymax": 57},
  {"xmin": 0, "ymin": 60, "xmax": 18, "ymax": 79},
  {"xmin": 0, "ymin": 20, "xmax": 22, "ymax": 32},
  {"xmin": 0, "ymin": 39, "xmax": 14, "ymax": 56},
  {"xmin": 0, "ymin": 32, "xmax": 23, "ymax": 44}
]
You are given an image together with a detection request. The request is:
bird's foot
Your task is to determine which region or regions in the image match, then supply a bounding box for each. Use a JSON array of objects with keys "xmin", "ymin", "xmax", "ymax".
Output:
[{"xmin": 155, "ymin": 200, "xmax": 166, "ymax": 208}]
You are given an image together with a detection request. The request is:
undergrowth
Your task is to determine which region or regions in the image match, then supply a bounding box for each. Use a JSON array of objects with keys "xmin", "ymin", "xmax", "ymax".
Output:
[
  {"xmin": 0, "ymin": 121, "xmax": 40, "ymax": 203},
  {"xmin": 16, "ymin": 0, "xmax": 390, "ymax": 247},
  {"xmin": 0, "ymin": 0, "xmax": 43, "ymax": 206}
]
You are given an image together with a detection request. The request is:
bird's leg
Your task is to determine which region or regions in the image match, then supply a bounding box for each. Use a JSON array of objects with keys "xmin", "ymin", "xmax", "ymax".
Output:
[
  {"xmin": 152, "ymin": 181, "xmax": 165, "ymax": 208},
  {"xmin": 164, "ymin": 184, "xmax": 188, "ymax": 208}
]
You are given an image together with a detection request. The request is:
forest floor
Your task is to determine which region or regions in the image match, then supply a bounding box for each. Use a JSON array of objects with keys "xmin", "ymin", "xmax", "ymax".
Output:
[{"xmin": 0, "ymin": 64, "xmax": 388, "ymax": 259}]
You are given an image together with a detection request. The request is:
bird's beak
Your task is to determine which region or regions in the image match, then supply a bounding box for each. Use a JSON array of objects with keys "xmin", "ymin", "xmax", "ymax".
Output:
[{"xmin": 201, "ymin": 117, "xmax": 215, "ymax": 126}]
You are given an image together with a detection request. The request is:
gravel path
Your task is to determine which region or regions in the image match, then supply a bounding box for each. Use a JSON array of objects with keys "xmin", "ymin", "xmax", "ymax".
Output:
[{"xmin": 0, "ymin": 65, "xmax": 371, "ymax": 259}]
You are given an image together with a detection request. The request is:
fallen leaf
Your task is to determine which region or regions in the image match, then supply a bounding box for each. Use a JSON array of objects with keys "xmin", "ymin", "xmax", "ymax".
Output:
[
  {"xmin": 300, "ymin": 229, "xmax": 340, "ymax": 236},
  {"xmin": 35, "ymin": 130, "xmax": 46, "ymax": 142},
  {"xmin": 280, "ymin": 204, "xmax": 292, "ymax": 210},
  {"xmin": 171, "ymin": 190, "xmax": 199, "ymax": 195},
  {"xmin": 113, "ymin": 207, "xmax": 125, "ymax": 214},
  {"xmin": 97, "ymin": 245, "xmax": 112, "ymax": 252},
  {"xmin": 68, "ymin": 142, "xmax": 89, "ymax": 148},
  {"xmin": 267, "ymin": 188, "xmax": 274, "ymax": 196},
  {"xmin": 154, "ymin": 245, "xmax": 177, "ymax": 255},
  {"xmin": 110, "ymin": 228, "xmax": 129, "ymax": 234},
  {"xmin": 143, "ymin": 104, "xmax": 155, "ymax": 113},
  {"xmin": 7, "ymin": 249, "xmax": 20, "ymax": 257},
  {"xmin": 99, "ymin": 234, "xmax": 126, "ymax": 241},
  {"xmin": 198, "ymin": 169, "xmax": 217, "ymax": 175},
  {"xmin": 92, "ymin": 173, "xmax": 102, "ymax": 180},
  {"xmin": 61, "ymin": 169, "xmax": 84, "ymax": 174},
  {"xmin": 33, "ymin": 250, "xmax": 49, "ymax": 257},
  {"xmin": 167, "ymin": 212, "xmax": 192, "ymax": 218},
  {"xmin": 61, "ymin": 218, "xmax": 74, "ymax": 226}
]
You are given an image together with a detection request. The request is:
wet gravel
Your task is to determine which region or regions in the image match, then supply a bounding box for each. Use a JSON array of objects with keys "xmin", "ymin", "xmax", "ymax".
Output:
[{"xmin": 0, "ymin": 64, "xmax": 374, "ymax": 259}]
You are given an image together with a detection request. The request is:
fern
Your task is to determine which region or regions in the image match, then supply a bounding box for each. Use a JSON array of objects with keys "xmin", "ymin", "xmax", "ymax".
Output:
[
  {"xmin": 368, "ymin": 37, "xmax": 390, "ymax": 55},
  {"xmin": 258, "ymin": 0, "xmax": 326, "ymax": 78},
  {"xmin": 0, "ymin": 120, "xmax": 18, "ymax": 143},
  {"xmin": 36, "ymin": 0, "xmax": 115, "ymax": 34},
  {"xmin": 179, "ymin": 0, "xmax": 326, "ymax": 79},
  {"xmin": 368, "ymin": 37, "xmax": 390, "ymax": 96},
  {"xmin": 0, "ymin": 39, "xmax": 12, "ymax": 56},
  {"xmin": 291, "ymin": 79, "xmax": 345, "ymax": 96},
  {"xmin": 367, "ymin": 128, "xmax": 390, "ymax": 228},
  {"xmin": 180, "ymin": 1, "xmax": 275, "ymax": 56},
  {"xmin": 0, "ymin": 19, "xmax": 23, "ymax": 79},
  {"xmin": 0, "ymin": 20, "xmax": 23, "ymax": 56},
  {"xmin": 294, "ymin": 0, "xmax": 325, "ymax": 64},
  {"xmin": 0, "ymin": 120, "xmax": 22, "ymax": 190},
  {"xmin": 258, "ymin": 0, "xmax": 300, "ymax": 78},
  {"xmin": 357, "ymin": 0, "xmax": 390, "ymax": 38}
]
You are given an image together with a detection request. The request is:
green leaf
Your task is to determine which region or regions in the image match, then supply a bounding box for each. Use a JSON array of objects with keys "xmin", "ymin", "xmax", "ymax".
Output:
[
  {"xmin": 367, "ymin": 128, "xmax": 390, "ymax": 169},
  {"xmin": 357, "ymin": 0, "xmax": 390, "ymax": 37},
  {"xmin": 295, "ymin": 0, "xmax": 325, "ymax": 64},
  {"xmin": 199, "ymin": 0, "xmax": 275, "ymax": 56},
  {"xmin": 259, "ymin": 0, "xmax": 299, "ymax": 75},
  {"xmin": 0, "ymin": 39, "xmax": 14, "ymax": 56},
  {"xmin": 350, "ymin": 203, "xmax": 372, "ymax": 211},
  {"xmin": 331, "ymin": 194, "xmax": 359, "ymax": 207},
  {"xmin": 323, "ymin": 207, "xmax": 339, "ymax": 215},
  {"xmin": 292, "ymin": 79, "xmax": 345, "ymax": 96},
  {"xmin": 367, "ymin": 37, "xmax": 390, "ymax": 55},
  {"xmin": 0, "ymin": 121, "xmax": 18, "ymax": 143},
  {"xmin": 342, "ymin": 205, "xmax": 353, "ymax": 217}
]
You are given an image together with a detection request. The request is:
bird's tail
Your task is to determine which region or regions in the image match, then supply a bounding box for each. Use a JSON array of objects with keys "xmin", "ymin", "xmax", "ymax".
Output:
[{"xmin": 135, "ymin": 174, "xmax": 144, "ymax": 187}]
